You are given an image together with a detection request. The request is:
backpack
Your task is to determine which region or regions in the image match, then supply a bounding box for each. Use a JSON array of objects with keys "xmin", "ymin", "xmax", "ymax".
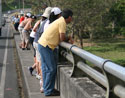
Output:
[{"xmin": 36, "ymin": 19, "xmax": 48, "ymax": 38}]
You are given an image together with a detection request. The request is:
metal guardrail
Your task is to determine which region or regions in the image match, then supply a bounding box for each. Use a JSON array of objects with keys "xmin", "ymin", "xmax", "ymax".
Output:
[{"xmin": 59, "ymin": 42, "xmax": 125, "ymax": 98}]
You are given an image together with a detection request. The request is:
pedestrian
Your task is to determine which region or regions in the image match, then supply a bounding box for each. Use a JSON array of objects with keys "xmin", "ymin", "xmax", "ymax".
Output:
[
  {"xmin": 18, "ymin": 13, "xmax": 32, "ymax": 49},
  {"xmin": 38, "ymin": 9, "xmax": 73, "ymax": 96},
  {"xmin": 19, "ymin": 13, "xmax": 25, "ymax": 24},
  {"xmin": 39, "ymin": 7, "xmax": 62, "ymax": 93},
  {"xmin": 14, "ymin": 14, "xmax": 20, "ymax": 31},
  {"xmin": 28, "ymin": 7, "xmax": 52, "ymax": 93},
  {"xmin": 22, "ymin": 15, "xmax": 36, "ymax": 50},
  {"xmin": 28, "ymin": 7, "xmax": 52, "ymax": 74}
]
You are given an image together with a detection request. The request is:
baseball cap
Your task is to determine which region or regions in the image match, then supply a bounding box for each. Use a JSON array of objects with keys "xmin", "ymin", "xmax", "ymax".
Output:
[
  {"xmin": 51, "ymin": 7, "xmax": 62, "ymax": 15},
  {"xmin": 42, "ymin": 7, "xmax": 52, "ymax": 18},
  {"xmin": 26, "ymin": 13, "xmax": 32, "ymax": 17}
]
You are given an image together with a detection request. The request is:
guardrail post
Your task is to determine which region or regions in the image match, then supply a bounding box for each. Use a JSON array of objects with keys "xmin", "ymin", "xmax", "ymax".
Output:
[
  {"xmin": 58, "ymin": 46, "xmax": 68, "ymax": 63},
  {"xmin": 57, "ymin": 46, "xmax": 73, "ymax": 91},
  {"xmin": 102, "ymin": 61, "xmax": 125, "ymax": 98},
  {"xmin": 70, "ymin": 45, "xmax": 86, "ymax": 77}
]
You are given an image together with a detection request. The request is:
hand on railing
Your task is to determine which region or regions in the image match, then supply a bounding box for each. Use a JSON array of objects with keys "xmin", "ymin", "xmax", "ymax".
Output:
[
  {"xmin": 68, "ymin": 36, "xmax": 74, "ymax": 44},
  {"xmin": 60, "ymin": 33, "xmax": 74, "ymax": 44}
]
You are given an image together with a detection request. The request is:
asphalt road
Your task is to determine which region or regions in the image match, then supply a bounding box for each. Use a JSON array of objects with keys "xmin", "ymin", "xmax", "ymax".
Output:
[{"xmin": 0, "ymin": 18, "xmax": 20, "ymax": 98}]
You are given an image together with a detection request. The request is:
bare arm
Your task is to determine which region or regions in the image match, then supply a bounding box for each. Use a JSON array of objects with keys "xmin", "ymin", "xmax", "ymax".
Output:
[
  {"xmin": 60, "ymin": 33, "xmax": 74, "ymax": 44},
  {"xmin": 32, "ymin": 20, "xmax": 41, "ymax": 32}
]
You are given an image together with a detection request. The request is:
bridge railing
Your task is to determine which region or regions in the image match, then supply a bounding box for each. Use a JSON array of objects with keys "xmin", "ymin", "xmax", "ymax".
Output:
[{"xmin": 59, "ymin": 42, "xmax": 125, "ymax": 98}]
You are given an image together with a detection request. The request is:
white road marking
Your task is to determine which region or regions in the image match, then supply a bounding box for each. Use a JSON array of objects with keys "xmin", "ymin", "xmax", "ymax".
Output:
[{"xmin": 0, "ymin": 25, "xmax": 9, "ymax": 98}]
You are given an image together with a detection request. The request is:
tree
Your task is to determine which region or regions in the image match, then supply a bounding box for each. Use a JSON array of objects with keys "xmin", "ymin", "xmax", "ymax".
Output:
[
  {"xmin": 30, "ymin": 0, "xmax": 120, "ymax": 47},
  {"xmin": 109, "ymin": 0, "xmax": 125, "ymax": 36}
]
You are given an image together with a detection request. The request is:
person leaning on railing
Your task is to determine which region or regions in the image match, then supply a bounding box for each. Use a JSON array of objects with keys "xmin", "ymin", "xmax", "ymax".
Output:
[{"xmin": 38, "ymin": 9, "xmax": 73, "ymax": 96}]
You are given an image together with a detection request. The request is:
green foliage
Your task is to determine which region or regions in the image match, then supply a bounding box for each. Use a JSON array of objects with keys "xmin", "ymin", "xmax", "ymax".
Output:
[
  {"xmin": 2, "ymin": 2, "xmax": 12, "ymax": 11},
  {"xmin": 109, "ymin": 0, "xmax": 125, "ymax": 36},
  {"xmin": 120, "ymin": 27, "xmax": 125, "ymax": 36},
  {"xmin": 4, "ymin": 0, "xmax": 124, "ymax": 40},
  {"xmin": 44, "ymin": 0, "xmax": 118, "ymax": 41},
  {"xmin": 83, "ymin": 39, "xmax": 125, "ymax": 66},
  {"xmin": 2, "ymin": 0, "xmax": 31, "ymax": 11}
]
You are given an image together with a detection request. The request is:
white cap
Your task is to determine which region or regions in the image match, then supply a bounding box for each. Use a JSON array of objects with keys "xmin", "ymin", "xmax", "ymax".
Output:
[
  {"xmin": 26, "ymin": 13, "xmax": 32, "ymax": 17},
  {"xmin": 51, "ymin": 7, "xmax": 62, "ymax": 15},
  {"xmin": 42, "ymin": 7, "xmax": 52, "ymax": 18}
]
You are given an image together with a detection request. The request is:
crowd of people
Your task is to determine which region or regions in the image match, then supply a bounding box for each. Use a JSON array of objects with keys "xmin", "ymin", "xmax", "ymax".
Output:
[{"xmin": 13, "ymin": 6, "xmax": 74, "ymax": 96}]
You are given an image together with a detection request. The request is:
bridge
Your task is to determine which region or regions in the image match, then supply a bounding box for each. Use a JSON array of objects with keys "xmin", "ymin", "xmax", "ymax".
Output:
[
  {"xmin": 0, "ymin": 16, "xmax": 125, "ymax": 98},
  {"xmin": 14, "ymin": 25, "xmax": 125, "ymax": 98}
]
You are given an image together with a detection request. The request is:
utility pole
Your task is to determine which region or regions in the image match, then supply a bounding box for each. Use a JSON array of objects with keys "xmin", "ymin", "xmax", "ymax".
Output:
[
  {"xmin": 0, "ymin": 0, "xmax": 2, "ymax": 36},
  {"xmin": 23, "ymin": 0, "xmax": 24, "ymax": 12},
  {"xmin": 19, "ymin": 0, "xmax": 20, "ymax": 10}
]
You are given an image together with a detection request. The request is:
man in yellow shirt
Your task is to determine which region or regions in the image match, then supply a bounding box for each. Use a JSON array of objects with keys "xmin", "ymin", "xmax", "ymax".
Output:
[{"xmin": 38, "ymin": 9, "xmax": 73, "ymax": 96}]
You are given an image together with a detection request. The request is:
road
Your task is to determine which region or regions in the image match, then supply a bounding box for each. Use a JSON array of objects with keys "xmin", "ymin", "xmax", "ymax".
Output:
[{"xmin": 0, "ymin": 17, "xmax": 20, "ymax": 98}]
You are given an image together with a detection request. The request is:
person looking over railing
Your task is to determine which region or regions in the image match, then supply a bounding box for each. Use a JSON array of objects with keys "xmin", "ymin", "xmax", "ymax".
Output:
[{"xmin": 38, "ymin": 9, "xmax": 73, "ymax": 96}]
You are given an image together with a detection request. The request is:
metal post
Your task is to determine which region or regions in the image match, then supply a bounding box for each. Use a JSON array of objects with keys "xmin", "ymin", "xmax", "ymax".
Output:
[
  {"xmin": 19, "ymin": 0, "xmax": 20, "ymax": 10},
  {"xmin": 103, "ymin": 61, "xmax": 125, "ymax": 98},
  {"xmin": 23, "ymin": 0, "xmax": 24, "ymax": 12}
]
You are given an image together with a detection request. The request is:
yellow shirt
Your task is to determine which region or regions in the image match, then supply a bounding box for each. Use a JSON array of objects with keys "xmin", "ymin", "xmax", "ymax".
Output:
[{"xmin": 38, "ymin": 17, "xmax": 66, "ymax": 50}]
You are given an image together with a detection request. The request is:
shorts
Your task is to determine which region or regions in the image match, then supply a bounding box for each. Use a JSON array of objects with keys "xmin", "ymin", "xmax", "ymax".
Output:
[
  {"xmin": 22, "ymin": 29, "xmax": 30, "ymax": 43},
  {"xmin": 18, "ymin": 26, "xmax": 24, "ymax": 40},
  {"xmin": 33, "ymin": 42, "xmax": 41, "ymax": 62}
]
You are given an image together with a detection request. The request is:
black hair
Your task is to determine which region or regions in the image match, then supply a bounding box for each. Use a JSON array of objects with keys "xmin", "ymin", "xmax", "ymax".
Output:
[
  {"xmin": 42, "ymin": 16, "xmax": 47, "ymax": 21},
  {"xmin": 61, "ymin": 9, "xmax": 73, "ymax": 19},
  {"xmin": 30, "ymin": 15, "xmax": 37, "ymax": 19},
  {"xmin": 49, "ymin": 12, "xmax": 60, "ymax": 24},
  {"xmin": 20, "ymin": 14, "xmax": 23, "ymax": 16},
  {"xmin": 25, "ymin": 15, "xmax": 29, "ymax": 18},
  {"xmin": 43, "ymin": 3, "xmax": 48, "ymax": 7}
]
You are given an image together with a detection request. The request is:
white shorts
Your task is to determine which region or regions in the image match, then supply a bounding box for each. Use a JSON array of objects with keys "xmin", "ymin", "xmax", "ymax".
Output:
[
  {"xmin": 18, "ymin": 26, "xmax": 24, "ymax": 40},
  {"xmin": 33, "ymin": 42, "xmax": 41, "ymax": 62}
]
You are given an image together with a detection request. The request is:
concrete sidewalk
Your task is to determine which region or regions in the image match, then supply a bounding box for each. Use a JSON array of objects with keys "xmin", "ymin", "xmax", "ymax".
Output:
[{"xmin": 14, "ymin": 32, "xmax": 61, "ymax": 98}]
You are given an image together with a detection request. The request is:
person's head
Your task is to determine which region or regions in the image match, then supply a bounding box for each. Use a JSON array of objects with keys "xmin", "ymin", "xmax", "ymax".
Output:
[
  {"xmin": 42, "ymin": 3, "xmax": 48, "ymax": 10},
  {"xmin": 15, "ymin": 14, "xmax": 18, "ymax": 18},
  {"xmin": 20, "ymin": 14, "xmax": 24, "ymax": 17},
  {"xmin": 49, "ymin": 7, "xmax": 62, "ymax": 23},
  {"xmin": 42, "ymin": 7, "xmax": 52, "ymax": 21},
  {"xmin": 62, "ymin": 9, "xmax": 73, "ymax": 24},
  {"xmin": 26, "ymin": 13, "xmax": 32, "ymax": 18},
  {"xmin": 30, "ymin": 15, "xmax": 37, "ymax": 21}
]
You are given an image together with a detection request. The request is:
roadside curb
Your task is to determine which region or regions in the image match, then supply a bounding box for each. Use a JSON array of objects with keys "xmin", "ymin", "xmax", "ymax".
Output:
[{"xmin": 13, "ymin": 32, "xmax": 61, "ymax": 98}]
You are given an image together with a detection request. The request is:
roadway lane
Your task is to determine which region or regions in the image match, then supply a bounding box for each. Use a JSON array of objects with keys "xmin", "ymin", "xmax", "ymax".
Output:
[{"xmin": 0, "ymin": 18, "xmax": 20, "ymax": 98}]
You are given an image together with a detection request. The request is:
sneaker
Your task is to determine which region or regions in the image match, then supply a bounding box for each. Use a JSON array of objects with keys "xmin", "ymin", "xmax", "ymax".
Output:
[
  {"xmin": 32, "ymin": 71, "xmax": 37, "ymax": 76},
  {"xmin": 45, "ymin": 89, "xmax": 60, "ymax": 96},
  {"xmin": 40, "ymin": 87, "xmax": 44, "ymax": 93},
  {"xmin": 28, "ymin": 67, "xmax": 34, "ymax": 75},
  {"xmin": 36, "ymin": 74, "xmax": 41, "ymax": 80},
  {"xmin": 22, "ymin": 48, "xmax": 25, "ymax": 50},
  {"xmin": 26, "ymin": 47, "xmax": 30, "ymax": 50}
]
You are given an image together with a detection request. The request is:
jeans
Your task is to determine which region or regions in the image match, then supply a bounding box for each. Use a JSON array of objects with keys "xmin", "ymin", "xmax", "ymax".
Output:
[{"xmin": 38, "ymin": 44, "xmax": 57, "ymax": 95}]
